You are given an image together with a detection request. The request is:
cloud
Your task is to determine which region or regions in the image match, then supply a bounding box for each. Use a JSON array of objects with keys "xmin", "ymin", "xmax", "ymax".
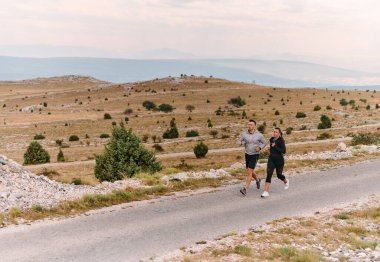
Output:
[{"xmin": 0, "ymin": 0, "xmax": 379, "ymax": 71}]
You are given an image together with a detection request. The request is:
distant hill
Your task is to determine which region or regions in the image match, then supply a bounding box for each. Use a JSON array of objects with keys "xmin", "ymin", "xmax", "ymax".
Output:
[{"xmin": 1, "ymin": 56, "xmax": 380, "ymax": 88}]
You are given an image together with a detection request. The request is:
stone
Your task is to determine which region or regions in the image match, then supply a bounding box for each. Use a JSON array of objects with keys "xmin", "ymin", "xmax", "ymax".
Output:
[{"xmin": 336, "ymin": 142, "xmax": 347, "ymax": 152}]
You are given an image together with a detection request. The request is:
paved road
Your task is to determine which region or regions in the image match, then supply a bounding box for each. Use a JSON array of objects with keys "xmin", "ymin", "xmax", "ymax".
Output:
[{"xmin": 1, "ymin": 159, "xmax": 380, "ymax": 262}]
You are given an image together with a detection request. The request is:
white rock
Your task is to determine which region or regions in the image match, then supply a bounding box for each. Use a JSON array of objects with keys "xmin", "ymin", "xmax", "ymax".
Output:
[{"xmin": 336, "ymin": 142, "xmax": 348, "ymax": 152}]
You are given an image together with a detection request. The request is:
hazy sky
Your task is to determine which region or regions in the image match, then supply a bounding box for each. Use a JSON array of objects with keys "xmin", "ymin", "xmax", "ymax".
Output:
[{"xmin": 1, "ymin": 0, "xmax": 380, "ymax": 72}]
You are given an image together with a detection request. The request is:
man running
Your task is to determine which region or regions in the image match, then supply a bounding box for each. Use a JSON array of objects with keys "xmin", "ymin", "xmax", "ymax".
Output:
[{"xmin": 237, "ymin": 119, "xmax": 267, "ymax": 196}]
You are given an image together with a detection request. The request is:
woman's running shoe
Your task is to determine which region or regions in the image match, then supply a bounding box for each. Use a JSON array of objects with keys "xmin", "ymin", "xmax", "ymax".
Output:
[
  {"xmin": 284, "ymin": 179, "xmax": 290, "ymax": 190},
  {"xmin": 261, "ymin": 191, "xmax": 269, "ymax": 198}
]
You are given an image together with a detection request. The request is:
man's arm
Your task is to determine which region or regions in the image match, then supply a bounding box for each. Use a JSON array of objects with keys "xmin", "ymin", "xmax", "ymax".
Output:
[{"xmin": 259, "ymin": 134, "xmax": 267, "ymax": 150}]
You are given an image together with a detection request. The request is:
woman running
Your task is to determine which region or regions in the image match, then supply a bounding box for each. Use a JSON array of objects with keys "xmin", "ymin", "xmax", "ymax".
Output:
[{"xmin": 261, "ymin": 127, "xmax": 289, "ymax": 198}]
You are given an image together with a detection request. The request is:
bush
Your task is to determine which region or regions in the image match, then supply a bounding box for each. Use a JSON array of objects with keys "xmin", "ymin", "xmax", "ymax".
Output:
[
  {"xmin": 340, "ymin": 98, "xmax": 348, "ymax": 106},
  {"xmin": 376, "ymin": 104, "xmax": 379, "ymax": 109},
  {"xmin": 286, "ymin": 127, "xmax": 293, "ymax": 135},
  {"xmin": 100, "ymin": 134, "xmax": 110, "ymax": 139},
  {"xmin": 228, "ymin": 96, "xmax": 246, "ymax": 107},
  {"xmin": 185, "ymin": 104, "xmax": 195, "ymax": 112},
  {"xmin": 72, "ymin": 178, "xmax": 82, "ymax": 185},
  {"xmin": 56, "ymin": 139, "xmax": 63, "ymax": 146},
  {"xmin": 94, "ymin": 122, "xmax": 161, "ymax": 182},
  {"xmin": 366, "ymin": 105, "xmax": 371, "ymax": 110},
  {"xmin": 209, "ymin": 130, "xmax": 218, "ymax": 138},
  {"xmin": 186, "ymin": 130, "xmax": 199, "ymax": 137},
  {"xmin": 351, "ymin": 133, "xmax": 380, "ymax": 146},
  {"xmin": 124, "ymin": 108, "xmax": 133, "ymax": 114},
  {"xmin": 152, "ymin": 144, "xmax": 164, "ymax": 152},
  {"xmin": 24, "ymin": 141, "xmax": 50, "ymax": 165},
  {"xmin": 69, "ymin": 135, "xmax": 79, "ymax": 141},
  {"xmin": 163, "ymin": 118, "xmax": 179, "ymax": 139},
  {"xmin": 326, "ymin": 105, "xmax": 332, "ymax": 110},
  {"xmin": 193, "ymin": 141, "xmax": 208, "ymax": 158},
  {"xmin": 317, "ymin": 132, "xmax": 332, "ymax": 140},
  {"xmin": 318, "ymin": 115, "xmax": 332, "ymax": 129},
  {"xmin": 158, "ymin": 104, "xmax": 174, "ymax": 112},
  {"xmin": 207, "ymin": 119, "xmax": 213, "ymax": 128},
  {"xmin": 34, "ymin": 134, "xmax": 45, "ymax": 140},
  {"xmin": 274, "ymin": 110, "xmax": 280, "ymax": 115},
  {"xmin": 258, "ymin": 123, "xmax": 266, "ymax": 133},
  {"xmin": 57, "ymin": 148, "xmax": 65, "ymax": 162},
  {"xmin": 296, "ymin": 112, "xmax": 307, "ymax": 118},
  {"xmin": 142, "ymin": 100, "xmax": 156, "ymax": 110},
  {"xmin": 313, "ymin": 105, "xmax": 321, "ymax": 111},
  {"xmin": 104, "ymin": 113, "xmax": 112, "ymax": 119}
]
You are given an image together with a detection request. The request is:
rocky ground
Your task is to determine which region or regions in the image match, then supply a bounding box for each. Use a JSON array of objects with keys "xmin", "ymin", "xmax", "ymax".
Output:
[
  {"xmin": 0, "ymin": 143, "xmax": 378, "ymax": 213},
  {"xmin": 148, "ymin": 196, "xmax": 380, "ymax": 262}
]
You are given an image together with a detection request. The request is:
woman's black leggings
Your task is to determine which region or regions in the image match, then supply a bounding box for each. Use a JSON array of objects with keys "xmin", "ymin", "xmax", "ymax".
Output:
[{"xmin": 266, "ymin": 156, "xmax": 285, "ymax": 183}]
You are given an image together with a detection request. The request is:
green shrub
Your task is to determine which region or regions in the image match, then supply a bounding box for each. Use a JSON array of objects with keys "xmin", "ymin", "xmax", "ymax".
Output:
[
  {"xmin": 340, "ymin": 98, "xmax": 348, "ymax": 106},
  {"xmin": 163, "ymin": 118, "xmax": 179, "ymax": 139},
  {"xmin": 193, "ymin": 142, "xmax": 208, "ymax": 158},
  {"xmin": 34, "ymin": 134, "xmax": 45, "ymax": 140},
  {"xmin": 228, "ymin": 96, "xmax": 246, "ymax": 107},
  {"xmin": 318, "ymin": 115, "xmax": 332, "ymax": 129},
  {"xmin": 313, "ymin": 105, "xmax": 321, "ymax": 111},
  {"xmin": 274, "ymin": 110, "xmax": 280, "ymax": 115},
  {"xmin": 72, "ymin": 178, "xmax": 82, "ymax": 185},
  {"xmin": 295, "ymin": 112, "xmax": 306, "ymax": 118},
  {"xmin": 100, "ymin": 134, "xmax": 110, "ymax": 139},
  {"xmin": 56, "ymin": 139, "xmax": 63, "ymax": 146},
  {"xmin": 104, "ymin": 113, "xmax": 112, "ymax": 119},
  {"xmin": 124, "ymin": 108, "xmax": 133, "ymax": 114},
  {"xmin": 366, "ymin": 105, "xmax": 371, "ymax": 110},
  {"xmin": 351, "ymin": 133, "xmax": 380, "ymax": 146},
  {"xmin": 24, "ymin": 141, "xmax": 50, "ymax": 165},
  {"xmin": 94, "ymin": 122, "xmax": 161, "ymax": 182},
  {"xmin": 185, "ymin": 104, "xmax": 195, "ymax": 112},
  {"xmin": 286, "ymin": 127, "xmax": 293, "ymax": 135},
  {"xmin": 242, "ymin": 110, "xmax": 247, "ymax": 119},
  {"xmin": 186, "ymin": 130, "xmax": 199, "ymax": 137},
  {"xmin": 158, "ymin": 104, "xmax": 174, "ymax": 112},
  {"xmin": 57, "ymin": 148, "xmax": 65, "ymax": 162},
  {"xmin": 142, "ymin": 100, "xmax": 156, "ymax": 110},
  {"xmin": 376, "ymin": 104, "xmax": 379, "ymax": 109},
  {"xmin": 69, "ymin": 135, "xmax": 79, "ymax": 141},
  {"xmin": 326, "ymin": 105, "xmax": 332, "ymax": 110},
  {"xmin": 207, "ymin": 118, "xmax": 213, "ymax": 128}
]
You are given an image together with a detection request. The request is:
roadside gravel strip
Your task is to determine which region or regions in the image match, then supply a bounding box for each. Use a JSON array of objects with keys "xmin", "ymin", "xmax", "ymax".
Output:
[{"xmin": 0, "ymin": 159, "xmax": 379, "ymax": 262}]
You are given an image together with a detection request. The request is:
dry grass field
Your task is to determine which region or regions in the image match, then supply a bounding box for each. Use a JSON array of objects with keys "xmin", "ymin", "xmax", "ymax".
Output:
[{"xmin": 0, "ymin": 75, "xmax": 379, "ymax": 185}]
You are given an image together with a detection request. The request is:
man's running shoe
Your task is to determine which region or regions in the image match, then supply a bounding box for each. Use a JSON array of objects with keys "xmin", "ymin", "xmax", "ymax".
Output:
[
  {"xmin": 261, "ymin": 191, "xmax": 269, "ymax": 198},
  {"xmin": 256, "ymin": 178, "xmax": 261, "ymax": 189},
  {"xmin": 240, "ymin": 187, "xmax": 247, "ymax": 196},
  {"xmin": 284, "ymin": 179, "xmax": 290, "ymax": 190}
]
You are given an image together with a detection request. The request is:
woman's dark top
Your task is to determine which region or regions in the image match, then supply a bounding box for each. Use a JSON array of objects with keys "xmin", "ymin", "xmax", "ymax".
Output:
[{"xmin": 269, "ymin": 137, "xmax": 286, "ymax": 158}]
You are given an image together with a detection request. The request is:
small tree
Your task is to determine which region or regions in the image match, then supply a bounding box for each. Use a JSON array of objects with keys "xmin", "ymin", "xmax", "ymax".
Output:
[
  {"xmin": 185, "ymin": 105, "xmax": 195, "ymax": 112},
  {"xmin": 94, "ymin": 122, "xmax": 161, "ymax": 182},
  {"xmin": 104, "ymin": 113, "xmax": 112, "ymax": 119},
  {"xmin": 193, "ymin": 141, "xmax": 208, "ymax": 158},
  {"xmin": 296, "ymin": 112, "xmax": 306, "ymax": 118},
  {"xmin": 34, "ymin": 134, "xmax": 45, "ymax": 140},
  {"xmin": 24, "ymin": 141, "xmax": 50, "ymax": 165},
  {"xmin": 242, "ymin": 110, "xmax": 247, "ymax": 119},
  {"xmin": 142, "ymin": 100, "xmax": 156, "ymax": 110},
  {"xmin": 318, "ymin": 115, "xmax": 332, "ymax": 129},
  {"xmin": 163, "ymin": 118, "xmax": 179, "ymax": 139},
  {"xmin": 313, "ymin": 105, "xmax": 321, "ymax": 111},
  {"xmin": 340, "ymin": 98, "xmax": 348, "ymax": 106},
  {"xmin": 186, "ymin": 130, "xmax": 199, "ymax": 137},
  {"xmin": 209, "ymin": 130, "xmax": 218, "ymax": 138},
  {"xmin": 69, "ymin": 135, "xmax": 79, "ymax": 141},
  {"xmin": 228, "ymin": 96, "xmax": 246, "ymax": 107},
  {"xmin": 207, "ymin": 118, "xmax": 213, "ymax": 128},
  {"xmin": 57, "ymin": 148, "xmax": 65, "ymax": 162},
  {"xmin": 274, "ymin": 110, "xmax": 280, "ymax": 115},
  {"xmin": 159, "ymin": 104, "xmax": 174, "ymax": 113}
]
